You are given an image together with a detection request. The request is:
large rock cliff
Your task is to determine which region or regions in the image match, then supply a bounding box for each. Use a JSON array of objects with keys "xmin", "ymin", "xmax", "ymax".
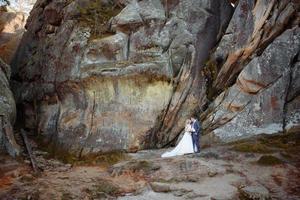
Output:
[
  {"xmin": 0, "ymin": 0, "xmax": 36, "ymax": 63},
  {"xmin": 10, "ymin": 0, "xmax": 300, "ymax": 155},
  {"xmin": 11, "ymin": 0, "xmax": 233, "ymax": 155},
  {"xmin": 201, "ymin": 0, "xmax": 300, "ymax": 144},
  {"xmin": 0, "ymin": 58, "xmax": 20, "ymax": 156}
]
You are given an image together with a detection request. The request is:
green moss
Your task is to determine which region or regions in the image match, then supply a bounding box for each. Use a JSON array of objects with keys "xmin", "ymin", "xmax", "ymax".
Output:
[
  {"xmin": 232, "ymin": 142, "xmax": 273, "ymax": 154},
  {"xmin": 257, "ymin": 155, "xmax": 284, "ymax": 166}
]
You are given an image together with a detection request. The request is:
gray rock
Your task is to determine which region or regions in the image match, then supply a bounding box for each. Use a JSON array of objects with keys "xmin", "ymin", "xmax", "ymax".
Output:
[
  {"xmin": 0, "ymin": 58, "xmax": 20, "ymax": 156},
  {"xmin": 150, "ymin": 182, "xmax": 171, "ymax": 193},
  {"xmin": 212, "ymin": 0, "xmax": 298, "ymax": 90},
  {"xmin": 11, "ymin": 0, "xmax": 233, "ymax": 154},
  {"xmin": 285, "ymin": 96, "xmax": 300, "ymax": 133},
  {"xmin": 203, "ymin": 27, "xmax": 300, "ymax": 142},
  {"xmin": 239, "ymin": 185, "xmax": 271, "ymax": 200}
]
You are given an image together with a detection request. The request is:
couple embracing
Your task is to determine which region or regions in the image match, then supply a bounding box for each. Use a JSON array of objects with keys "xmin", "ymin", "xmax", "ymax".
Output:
[{"xmin": 161, "ymin": 116, "xmax": 201, "ymax": 158}]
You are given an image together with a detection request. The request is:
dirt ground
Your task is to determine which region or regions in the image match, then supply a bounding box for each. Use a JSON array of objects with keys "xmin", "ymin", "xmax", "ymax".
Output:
[{"xmin": 0, "ymin": 133, "xmax": 300, "ymax": 200}]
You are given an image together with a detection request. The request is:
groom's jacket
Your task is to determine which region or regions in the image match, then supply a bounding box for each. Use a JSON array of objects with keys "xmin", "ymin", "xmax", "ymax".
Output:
[{"xmin": 192, "ymin": 120, "xmax": 201, "ymax": 135}]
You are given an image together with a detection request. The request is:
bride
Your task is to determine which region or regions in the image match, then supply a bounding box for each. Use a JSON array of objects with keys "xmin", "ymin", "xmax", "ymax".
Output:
[{"xmin": 161, "ymin": 119, "xmax": 196, "ymax": 158}]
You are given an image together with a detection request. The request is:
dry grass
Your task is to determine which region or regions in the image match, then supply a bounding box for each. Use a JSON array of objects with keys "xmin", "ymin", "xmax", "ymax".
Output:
[
  {"xmin": 232, "ymin": 142, "xmax": 273, "ymax": 153},
  {"xmin": 76, "ymin": 151, "xmax": 129, "ymax": 167},
  {"xmin": 231, "ymin": 132, "xmax": 300, "ymax": 156},
  {"xmin": 257, "ymin": 155, "xmax": 284, "ymax": 166}
]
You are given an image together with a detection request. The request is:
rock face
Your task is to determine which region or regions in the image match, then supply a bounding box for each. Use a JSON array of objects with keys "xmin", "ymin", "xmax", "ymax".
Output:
[
  {"xmin": 10, "ymin": 0, "xmax": 300, "ymax": 154},
  {"xmin": 203, "ymin": 28, "xmax": 300, "ymax": 142},
  {"xmin": 11, "ymin": 0, "xmax": 233, "ymax": 155},
  {"xmin": 0, "ymin": 0, "xmax": 36, "ymax": 63},
  {"xmin": 0, "ymin": 58, "xmax": 20, "ymax": 156},
  {"xmin": 0, "ymin": 9, "xmax": 26, "ymax": 63},
  {"xmin": 201, "ymin": 0, "xmax": 300, "ymax": 144}
]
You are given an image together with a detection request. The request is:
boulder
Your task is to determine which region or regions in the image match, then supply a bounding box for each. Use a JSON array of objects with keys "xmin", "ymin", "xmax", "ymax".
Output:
[
  {"xmin": 0, "ymin": 0, "xmax": 37, "ymax": 63},
  {"xmin": 201, "ymin": 0, "xmax": 300, "ymax": 145},
  {"xmin": 212, "ymin": 0, "xmax": 298, "ymax": 91},
  {"xmin": 11, "ymin": 0, "xmax": 233, "ymax": 155},
  {"xmin": 0, "ymin": 58, "xmax": 20, "ymax": 156},
  {"xmin": 0, "ymin": 10, "xmax": 26, "ymax": 63},
  {"xmin": 202, "ymin": 27, "xmax": 300, "ymax": 142},
  {"xmin": 285, "ymin": 54, "xmax": 300, "ymax": 133},
  {"xmin": 150, "ymin": 182, "xmax": 171, "ymax": 193},
  {"xmin": 239, "ymin": 185, "xmax": 271, "ymax": 200}
]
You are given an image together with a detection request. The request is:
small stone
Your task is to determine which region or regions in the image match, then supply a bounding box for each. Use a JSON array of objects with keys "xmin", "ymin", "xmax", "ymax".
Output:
[
  {"xmin": 186, "ymin": 175, "xmax": 199, "ymax": 182},
  {"xmin": 65, "ymin": 164, "xmax": 72, "ymax": 168},
  {"xmin": 173, "ymin": 188, "xmax": 192, "ymax": 197},
  {"xmin": 208, "ymin": 171, "xmax": 218, "ymax": 177},
  {"xmin": 149, "ymin": 182, "xmax": 171, "ymax": 193},
  {"xmin": 24, "ymin": 160, "xmax": 31, "ymax": 164},
  {"xmin": 239, "ymin": 185, "xmax": 271, "ymax": 200},
  {"xmin": 185, "ymin": 192, "xmax": 208, "ymax": 199}
]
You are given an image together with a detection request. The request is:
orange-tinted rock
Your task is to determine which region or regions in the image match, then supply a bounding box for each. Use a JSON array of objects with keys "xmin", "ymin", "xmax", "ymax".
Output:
[
  {"xmin": 11, "ymin": 0, "xmax": 233, "ymax": 154},
  {"xmin": 203, "ymin": 27, "xmax": 300, "ymax": 142},
  {"xmin": 0, "ymin": 11, "xmax": 26, "ymax": 63}
]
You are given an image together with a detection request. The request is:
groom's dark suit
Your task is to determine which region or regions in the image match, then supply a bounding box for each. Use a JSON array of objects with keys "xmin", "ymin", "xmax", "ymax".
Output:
[{"xmin": 191, "ymin": 119, "xmax": 201, "ymax": 153}]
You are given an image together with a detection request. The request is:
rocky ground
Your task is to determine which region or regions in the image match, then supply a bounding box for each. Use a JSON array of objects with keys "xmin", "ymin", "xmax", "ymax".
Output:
[{"xmin": 0, "ymin": 132, "xmax": 300, "ymax": 200}]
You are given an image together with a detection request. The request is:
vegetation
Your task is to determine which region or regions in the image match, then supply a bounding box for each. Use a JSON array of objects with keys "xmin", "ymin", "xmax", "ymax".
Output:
[
  {"xmin": 91, "ymin": 180, "xmax": 119, "ymax": 198},
  {"xmin": 232, "ymin": 142, "xmax": 273, "ymax": 154},
  {"xmin": 231, "ymin": 132, "xmax": 300, "ymax": 155},
  {"xmin": 76, "ymin": 0, "xmax": 123, "ymax": 39},
  {"xmin": 257, "ymin": 155, "xmax": 284, "ymax": 166},
  {"xmin": 77, "ymin": 151, "xmax": 129, "ymax": 167}
]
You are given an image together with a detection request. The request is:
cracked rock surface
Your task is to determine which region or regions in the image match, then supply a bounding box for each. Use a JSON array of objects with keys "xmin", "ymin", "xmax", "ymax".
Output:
[
  {"xmin": 6, "ymin": 0, "xmax": 300, "ymax": 155},
  {"xmin": 11, "ymin": 0, "xmax": 233, "ymax": 154}
]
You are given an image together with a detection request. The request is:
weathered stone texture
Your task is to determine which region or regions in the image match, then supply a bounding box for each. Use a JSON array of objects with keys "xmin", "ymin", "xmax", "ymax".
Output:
[
  {"xmin": 0, "ymin": 0, "xmax": 36, "ymax": 64},
  {"xmin": 201, "ymin": 0, "xmax": 300, "ymax": 144},
  {"xmin": 11, "ymin": 0, "xmax": 233, "ymax": 154},
  {"xmin": 10, "ymin": 0, "xmax": 300, "ymax": 153},
  {"xmin": 212, "ymin": 0, "xmax": 298, "ymax": 91},
  {"xmin": 0, "ymin": 58, "xmax": 20, "ymax": 156}
]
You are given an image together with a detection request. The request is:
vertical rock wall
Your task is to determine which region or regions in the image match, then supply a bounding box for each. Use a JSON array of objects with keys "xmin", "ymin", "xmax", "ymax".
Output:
[
  {"xmin": 11, "ymin": 0, "xmax": 233, "ymax": 155},
  {"xmin": 0, "ymin": 0, "xmax": 36, "ymax": 63},
  {"xmin": 0, "ymin": 58, "xmax": 20, "ymax": 156},
  {"xmin": 201, "ymin": 0, "xmax": 300, "ymax": 144},
  {"xmin": 11, "ymin": 0, "xmax": 299, "ymax": 154}
]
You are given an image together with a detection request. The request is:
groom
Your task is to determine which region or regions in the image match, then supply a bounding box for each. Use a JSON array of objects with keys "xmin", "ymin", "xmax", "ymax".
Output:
[{"xmin": 191, "ymin": 115, "xmax": 201, "ymax": 153}]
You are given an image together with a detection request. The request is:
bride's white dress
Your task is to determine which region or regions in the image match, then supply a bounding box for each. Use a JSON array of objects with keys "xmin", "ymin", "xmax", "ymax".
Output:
[{"xmin": 161, "ymin": 124, "xmax": 196, "ymax": 158}]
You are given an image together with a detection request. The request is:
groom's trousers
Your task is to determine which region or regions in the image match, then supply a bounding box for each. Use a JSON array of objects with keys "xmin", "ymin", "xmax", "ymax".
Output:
[{"xmin": 192, "ymin": 132, "xmax": 200, "ymax": 152}]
